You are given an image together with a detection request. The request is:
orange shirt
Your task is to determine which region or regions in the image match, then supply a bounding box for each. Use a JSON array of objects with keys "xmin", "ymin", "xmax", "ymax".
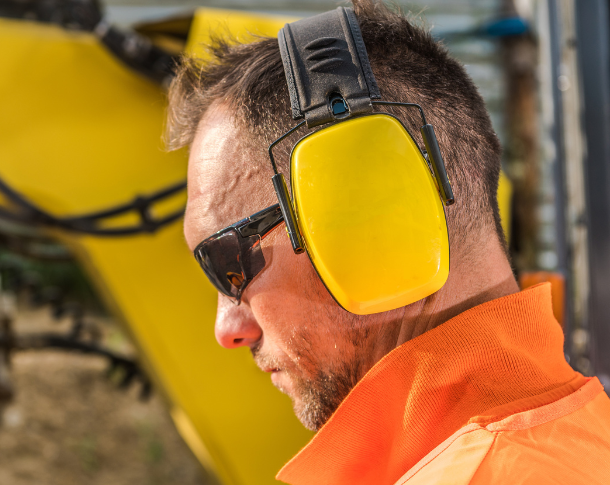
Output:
[{"xmin": 277, "ymin": 283, "xmax": 610, "ymax": 484}]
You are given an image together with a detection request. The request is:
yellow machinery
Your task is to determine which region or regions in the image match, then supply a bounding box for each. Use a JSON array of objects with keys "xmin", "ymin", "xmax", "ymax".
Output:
[
  {"xmin": 0, "ymin": 8, "xmax": 311, "ymax": 485},
  {"xmin": 0, "ymin": 7, "xmax": 512, "ymax": 484}
]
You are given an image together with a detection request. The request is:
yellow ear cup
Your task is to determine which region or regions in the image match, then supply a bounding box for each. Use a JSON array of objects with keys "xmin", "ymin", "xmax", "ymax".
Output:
[{"xmin": 291, "ymin": 114, "xmax": 449, "ymax": 314}]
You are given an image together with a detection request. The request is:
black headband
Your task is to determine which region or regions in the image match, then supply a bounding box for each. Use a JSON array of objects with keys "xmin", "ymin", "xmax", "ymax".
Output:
[{"xmin": 278, "ymin": 7, "xmax": 381, "ymax": 128}]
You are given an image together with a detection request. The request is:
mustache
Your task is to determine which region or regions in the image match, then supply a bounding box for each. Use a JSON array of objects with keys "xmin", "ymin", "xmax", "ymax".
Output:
[{"xmin": 251, "ymin": 343, "xmax": 282, "ymax": 371}]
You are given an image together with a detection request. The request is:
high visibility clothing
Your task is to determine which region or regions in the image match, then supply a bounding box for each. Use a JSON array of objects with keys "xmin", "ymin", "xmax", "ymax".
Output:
[{"xmin": 276, "ymin": 283, "xmax": 610, "ymax": 484}]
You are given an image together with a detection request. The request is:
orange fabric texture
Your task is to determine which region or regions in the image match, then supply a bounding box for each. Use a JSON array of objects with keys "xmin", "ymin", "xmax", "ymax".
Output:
[
  {"xmin": 276, "ymin": 283, "xmax": 610, "ymax": 485},
  {"xmin": 396, "ymin": 378, "xmax": 610, "ymax": 484},
  {"xmin": 519, "ymin": 271, "xmax": 566, "ymax": 326}
]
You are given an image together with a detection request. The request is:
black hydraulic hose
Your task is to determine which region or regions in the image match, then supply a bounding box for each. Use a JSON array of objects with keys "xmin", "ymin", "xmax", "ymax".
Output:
[{"xmin": 0, "ymin": 175, "xmax": 186, "ymax": 236}]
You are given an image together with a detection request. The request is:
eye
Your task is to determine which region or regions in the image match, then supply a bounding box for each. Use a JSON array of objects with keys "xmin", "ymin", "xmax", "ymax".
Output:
[{"xmin": 226, "ymin": 272, "xmax": 245, "ymax": 288}]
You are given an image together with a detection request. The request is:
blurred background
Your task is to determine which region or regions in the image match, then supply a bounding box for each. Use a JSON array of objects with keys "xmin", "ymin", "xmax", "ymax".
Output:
[{"xmin": 1, "ymin": 0, "xmax": 609, "ymax": 484}]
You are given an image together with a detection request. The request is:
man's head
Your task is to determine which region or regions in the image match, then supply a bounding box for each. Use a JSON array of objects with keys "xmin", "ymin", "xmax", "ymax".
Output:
[{"xmin": 169, "ymin": 0, "xmax": 515, "ymax": 431}]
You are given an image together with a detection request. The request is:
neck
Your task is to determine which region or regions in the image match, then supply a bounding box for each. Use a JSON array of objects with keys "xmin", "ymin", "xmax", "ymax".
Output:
[
  {"xmin": 364, "ymin": 234, "xmax": 518, "ymax": 375},
  {"xmin": 395, "ymin": 235, "xmax": 519, "ymax": 348}
]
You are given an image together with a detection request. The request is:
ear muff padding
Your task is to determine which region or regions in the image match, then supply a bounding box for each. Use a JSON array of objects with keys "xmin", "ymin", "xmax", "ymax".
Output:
[{"xmin": 291, "ymin": 114, "xmax": 449, "ymax": 314}]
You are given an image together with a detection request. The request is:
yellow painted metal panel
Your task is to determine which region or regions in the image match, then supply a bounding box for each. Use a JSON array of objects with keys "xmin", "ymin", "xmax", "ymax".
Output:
[
  {"xmin": 498, "ymin": 170, "xmax": 513, "ymax": 242},
  {"xmin": 186, "ymin": 7, "xmax": 296, "ymax": 59},
  {"xmin": 0, "ymin": 13, "xmax": 312, "ymax": 485}
]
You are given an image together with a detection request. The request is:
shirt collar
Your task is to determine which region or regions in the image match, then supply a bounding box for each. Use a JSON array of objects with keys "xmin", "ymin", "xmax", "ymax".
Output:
[{"xmin": 277, "ymin": 283, "xmax": 582, "ymax": 485}]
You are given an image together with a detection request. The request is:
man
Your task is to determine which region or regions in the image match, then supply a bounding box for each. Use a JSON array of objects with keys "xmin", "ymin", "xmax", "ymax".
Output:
[{"xmin": 167, "ymin": 1, "xmax": 610, "ymax": 483}]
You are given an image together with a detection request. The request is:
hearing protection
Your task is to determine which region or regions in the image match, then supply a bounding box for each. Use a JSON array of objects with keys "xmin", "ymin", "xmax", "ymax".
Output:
[{"xmin": 269, "ymin": 6, "xmax": 454, "ymax": 315}]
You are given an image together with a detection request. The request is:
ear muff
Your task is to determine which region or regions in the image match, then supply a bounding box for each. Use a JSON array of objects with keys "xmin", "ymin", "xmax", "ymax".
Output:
[
  {"xmin": 272, "ymin": 7, "xmax": 453, "ymax": 315},
  {"xmin": 290, "ymin": 114, "xmax": 449, "ymax": 315}
]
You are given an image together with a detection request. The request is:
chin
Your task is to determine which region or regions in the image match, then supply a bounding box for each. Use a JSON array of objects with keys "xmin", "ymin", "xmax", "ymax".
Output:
[
  {"xmin": 293, "ymin": 397, "xmax": 324, "ymax": 432},
  {"xmin": 270, "ymin": 371, "xmax": 319, "ymax": 430}
]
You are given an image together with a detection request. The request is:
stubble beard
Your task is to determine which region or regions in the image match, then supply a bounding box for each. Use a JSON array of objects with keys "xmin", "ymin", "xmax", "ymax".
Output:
[
  {"xmin": 252, "ymin": 346, "xmax": 363, "ymax": 432},
  {"xmin": 292, "ymin": 365, "xmax": 362, "ymax": 431}
]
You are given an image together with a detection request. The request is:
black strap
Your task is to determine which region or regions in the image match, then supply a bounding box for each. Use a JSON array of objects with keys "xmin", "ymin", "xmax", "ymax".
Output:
[{"xmin": 278, "ymin": 7, "xmax": 380, "ymax": 127}]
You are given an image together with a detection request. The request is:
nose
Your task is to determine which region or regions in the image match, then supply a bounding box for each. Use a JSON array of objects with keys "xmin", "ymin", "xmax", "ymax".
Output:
[{"xmin": 214, "ymin": 293, "xmax": 263, "ymax": 349}]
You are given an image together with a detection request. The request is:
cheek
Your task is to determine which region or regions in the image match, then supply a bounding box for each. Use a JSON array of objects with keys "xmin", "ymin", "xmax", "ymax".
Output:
[
  {"xmin": 251, "ymin": 237, "xmax": 317, "ymax": 332},
  {"xmin": 248, "ymin": 235, "xmax": 340, "ymax": 367},
  {"xmin": 255, "ymin": 236, "xmax": 342, "ymax": 326}
]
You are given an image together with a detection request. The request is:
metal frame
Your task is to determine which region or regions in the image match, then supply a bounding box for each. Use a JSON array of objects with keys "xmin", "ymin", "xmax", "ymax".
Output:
[
  {"xmin": 575, "ymin": 0, "xmax": 610, "ymax": 383},
  {"xmin": 267, "ymin": 101, "xmax": 429, "ymax": 174}
]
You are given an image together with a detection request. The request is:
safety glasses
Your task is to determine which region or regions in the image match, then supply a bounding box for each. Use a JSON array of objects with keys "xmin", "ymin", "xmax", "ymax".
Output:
[{"xmin": 193, "ymin": 204, "xmax": 283, "ymax": 303}]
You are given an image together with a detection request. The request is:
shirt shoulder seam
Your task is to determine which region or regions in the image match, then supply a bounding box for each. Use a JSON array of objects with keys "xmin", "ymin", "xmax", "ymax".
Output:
[
  {"xmin": 394, "ymin": 426, "xmax": 494, "ymax": 484},
  {"xmin": 485, "ymin": 377, "xmax": 603, "ymax": 432},
  {"xmin": 466, "ymin": 431, "xmax": 499, "ymax": 485}
]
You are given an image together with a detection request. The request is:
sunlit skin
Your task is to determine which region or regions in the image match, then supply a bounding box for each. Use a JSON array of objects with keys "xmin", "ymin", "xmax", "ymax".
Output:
[{"xmin": 184, "ymin": 102, "xmax": 520, "ymax": 431}]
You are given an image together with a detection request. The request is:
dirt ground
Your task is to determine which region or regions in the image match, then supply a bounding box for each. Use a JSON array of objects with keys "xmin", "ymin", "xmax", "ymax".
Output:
[{"xmin": 0, "ymin": 305, "xmax": 208, "ymax": 485}]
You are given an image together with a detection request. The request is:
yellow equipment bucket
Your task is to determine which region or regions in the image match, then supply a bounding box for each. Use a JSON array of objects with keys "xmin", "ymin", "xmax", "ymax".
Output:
[{"xmin": 0, "ymin": 8, "xmax": 311, "ymax": 485}]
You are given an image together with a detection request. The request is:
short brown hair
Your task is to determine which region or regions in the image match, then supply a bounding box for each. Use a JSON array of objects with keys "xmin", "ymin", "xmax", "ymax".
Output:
[{"xmin": 167, "ymin": 0, "xmax": 505, "ymax": 250}]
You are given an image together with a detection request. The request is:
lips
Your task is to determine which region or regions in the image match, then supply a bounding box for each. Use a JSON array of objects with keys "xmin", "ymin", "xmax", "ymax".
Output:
[
  {"xmin": 270, "ymin": 368, "xmax": 285, "ymax": 388},
  {"xmin": 252, "ymin": 347, "xmax": 281, "ymax": 374}
]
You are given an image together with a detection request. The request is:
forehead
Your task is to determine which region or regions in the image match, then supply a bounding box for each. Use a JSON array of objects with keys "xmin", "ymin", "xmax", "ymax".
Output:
[{"xmin": 184, "ymin": 104, "xmax": 273, "ymax": 250}]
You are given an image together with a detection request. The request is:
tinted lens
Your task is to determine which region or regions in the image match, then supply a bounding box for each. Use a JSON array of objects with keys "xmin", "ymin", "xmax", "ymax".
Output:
[
  {"xmin": 195, "ymin": 228, "xmax": 266, "ymax": 302},
  {"xmin": 196, "ymin": 230, "xmax": 242, "ymax": 298},
  {"xmin": 240, "ymin": 236, "xmax": 266, "ymax": 278}
]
